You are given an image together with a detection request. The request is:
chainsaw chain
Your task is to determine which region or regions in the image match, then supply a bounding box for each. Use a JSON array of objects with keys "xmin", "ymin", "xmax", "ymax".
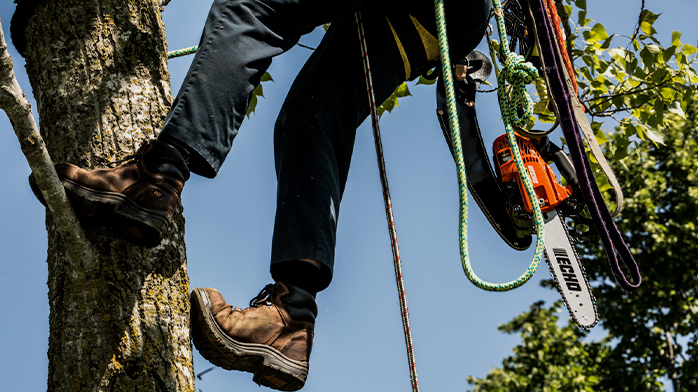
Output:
[{"xmin": 542, "ymin": 210, "xmax": 599, "ymax": 330}]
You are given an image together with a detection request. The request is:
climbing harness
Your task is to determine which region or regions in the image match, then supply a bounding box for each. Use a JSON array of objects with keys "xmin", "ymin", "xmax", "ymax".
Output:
[{"xmin": 355, "ymin": 11, "xmax": 421, "ymax": 392}]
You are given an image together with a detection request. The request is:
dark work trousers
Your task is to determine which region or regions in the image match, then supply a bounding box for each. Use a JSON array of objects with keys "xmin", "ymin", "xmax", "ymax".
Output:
[{"xmin": 159, "ymin": 0, "xmax": 492, "ymax": 291}]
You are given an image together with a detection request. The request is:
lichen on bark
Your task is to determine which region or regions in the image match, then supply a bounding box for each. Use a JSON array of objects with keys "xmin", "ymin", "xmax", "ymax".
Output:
[{"xmin": 19, "ymin": 0, "xmax": 194, "ymax": 390}]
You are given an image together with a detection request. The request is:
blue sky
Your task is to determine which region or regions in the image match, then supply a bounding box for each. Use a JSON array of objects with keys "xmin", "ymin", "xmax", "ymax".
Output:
[{"xmin": 1, "ymin": 1, "xmax": 696, "ymax": 391}]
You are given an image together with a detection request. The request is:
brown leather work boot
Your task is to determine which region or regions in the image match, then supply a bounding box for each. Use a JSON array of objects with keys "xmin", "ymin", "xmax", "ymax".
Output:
[
  {"xmin": 190, "ymin": 283, "xmax": 317, "ymax": 391},
  {"xmin": 29, "ymin": 139, "xmax": 190, "ymax": 247}
]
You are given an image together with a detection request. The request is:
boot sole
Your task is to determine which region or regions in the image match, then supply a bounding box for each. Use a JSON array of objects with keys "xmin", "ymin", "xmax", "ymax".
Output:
[
  {"xmin": 190, "ymin": 288, "xmax": 309, "ymax": 391},
  {"xmin": 29, "ymin": 174, "xmax": 169, "ymax": 247}
]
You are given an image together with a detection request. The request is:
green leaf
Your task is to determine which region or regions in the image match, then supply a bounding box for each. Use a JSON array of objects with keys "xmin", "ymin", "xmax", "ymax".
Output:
[
  {"xmin": 395, "ymin": 82, "xmax": 411, "ymax": 98},
  {"xmin": 246, "ymin": 73, "xmax": 275, "ymax": 117},
  {"xmin": 575, "ymin": 0, "xmax": 588, "ymax": 26},
  {"xmin": 260, "ymin": 72, "xmax": 274, "ymax": 82},
  {"xmin": 245, "ymin": 84, "xmax": 264, "ymax": 118},
  {"xmin": 613, "ymin": 136, "xmax": 631, "ymax": 160},
  {"xmin": 660, "ymin": 87, "xmax": 678, "ymax": 103},
  {"xmin": 684, "ymin": 44, "xmax": 697, "ymax": 56},
  {"xmin": 564, "ymin": 5, "xmax": 573, "ymax": 21},
  {"xmin": 662, "ymin": 45, "xmax": 677, "ymax": 63},
  {"xmin": 416, "ymin": 75, "xmax": 437, "ymax": 85},
  {"xmin": 246, "ymin": 95, "xmax": 258, "ymax": 118},
  {"xmin": 645, "ymin": 128, "xmax": 665, "ymax": 145},
  {"xmin": 600, "ymin": 35, "xmax": 614, "ymax": 50},
  {"xmin": 376, "ymin": 83, "xmax": 412, "ymax": 117},
  {"xmin": 640, "ymin": 21, "xmax": 656, "ymax": 37},
  {"xmin": 636, "ymin": 123, "xmax": 648, "ymax": 140},
  {"xmin": 639, "ymin": 9, "xmax": 660, "ymax": 25},
  {"xmin": 640, "ymin": 44, "xmax": 661, "ymax": 66},
  {"xmin": 671, "ymin": 31, "xmax": 682, "ymax": 48},
  {"xmin": 667, "ymin": 101, "xmax": 686, "ymax": 118},
  {"xmin": 584, "ymin": 23, "xmax": 609, "ymax": 44},
  {"xmin": 595, "ymin": 130, "xmax": 610, "ymax": 145}
]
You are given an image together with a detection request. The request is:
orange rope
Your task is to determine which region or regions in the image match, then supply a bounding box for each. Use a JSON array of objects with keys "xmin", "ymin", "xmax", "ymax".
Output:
[{"xmin": 544, "ymin": 0, "xmax": 579, "ymax": 94}]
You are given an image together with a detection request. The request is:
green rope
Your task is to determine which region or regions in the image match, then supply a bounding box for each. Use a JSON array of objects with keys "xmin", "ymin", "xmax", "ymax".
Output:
[
  {"xmin": 434, "ymin": 0, "xmax": 546, "ymax": 291},
  {"xmin": 167, "ymin": 45, "xmax": 198, "ymax": 59}
]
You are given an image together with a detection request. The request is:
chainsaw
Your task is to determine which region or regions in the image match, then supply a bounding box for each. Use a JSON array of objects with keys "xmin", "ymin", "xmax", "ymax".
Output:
[
  {"xmin": 436, "ymin": 51, "xmax": 599, "ymax": 329},
  {"xmin": 493, "ymin": 132, "xmax": 598, "ymax": 329}
]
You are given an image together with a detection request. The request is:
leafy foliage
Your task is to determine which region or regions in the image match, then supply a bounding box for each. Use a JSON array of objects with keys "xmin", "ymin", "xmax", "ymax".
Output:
[
  {"xmin": 474, "ymin": 96, "xmax": 698, "ymax": 392},
  {"xmin": 376, "ymin": 82, "xmax": 412, "ymax": 117},
  {"xmin": 470, "ymin": 2, "xmax": 698, "ymax": 391},
  {"xmin": 246, "ymin": 72, "xmax": 274, "ymax": 118},
  {"xmin": 466, "ymin": 301, "xmax": 614, "ymax": 392},
  {"xmin": 574, "ymin": 95, "xmax": 698, "ymax": 392},
  {"xmin": 532, "ymin": 0, "xmax": 697, "ymax": 160},
  {"xmin": 372, "ymin": 69, "xmax": 442, "ymax": 118}
]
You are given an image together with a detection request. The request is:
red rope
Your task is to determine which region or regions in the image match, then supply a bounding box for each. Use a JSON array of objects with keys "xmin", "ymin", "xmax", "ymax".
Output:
[
  {"xmin": 544, "ymin": 0, "xmax": 579, "ymax": 94},
  {"xmin": 355, "ymin": 11, "xmax": 420, "ymax": 392}
]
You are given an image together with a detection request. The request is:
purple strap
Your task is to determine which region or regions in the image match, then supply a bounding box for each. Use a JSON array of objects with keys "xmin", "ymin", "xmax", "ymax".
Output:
[{"xmin": 528, "ymin": 0, "xmax": 641, "ymax": 291}]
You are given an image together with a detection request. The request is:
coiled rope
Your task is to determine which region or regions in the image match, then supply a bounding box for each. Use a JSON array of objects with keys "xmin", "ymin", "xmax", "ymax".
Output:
[{"xmin": 435, "ymin": 0, "xmax": 546, "ymax": 291}]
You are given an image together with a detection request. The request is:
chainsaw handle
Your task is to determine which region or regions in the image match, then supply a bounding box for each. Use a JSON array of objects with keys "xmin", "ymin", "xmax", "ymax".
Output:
[{"xmin": 532, "ymin": 137, "xmax": 579, "ymax": 191}]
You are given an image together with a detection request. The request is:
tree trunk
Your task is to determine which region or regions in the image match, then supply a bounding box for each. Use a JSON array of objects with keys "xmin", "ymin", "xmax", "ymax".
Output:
[{"xmin": 19, "ymin": 0, "xmax": 194, "ymax": 390}]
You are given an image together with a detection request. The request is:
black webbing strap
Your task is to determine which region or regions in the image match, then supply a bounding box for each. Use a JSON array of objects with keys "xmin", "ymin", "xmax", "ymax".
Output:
[{"xmin": 436, "ymin": 50, "xmax": 532, "ymax": 251}]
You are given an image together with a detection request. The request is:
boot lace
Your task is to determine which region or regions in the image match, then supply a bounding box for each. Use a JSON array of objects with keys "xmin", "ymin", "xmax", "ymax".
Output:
[
  {"xmin": 249, "ymin": 284, "xmax": 275, "ymax": 307},
  {"xmin": 107, "ymin": 143, "xmax": 149, "ymax": 167}
]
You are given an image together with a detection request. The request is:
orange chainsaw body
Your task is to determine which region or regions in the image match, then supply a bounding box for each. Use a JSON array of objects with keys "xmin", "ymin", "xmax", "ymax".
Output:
[{"xmin": 493, "ymin": 133, "xmax": 571, "ymax": 213}]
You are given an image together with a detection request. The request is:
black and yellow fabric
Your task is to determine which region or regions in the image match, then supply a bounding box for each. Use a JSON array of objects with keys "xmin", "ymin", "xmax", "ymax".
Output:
[
  {"xmin": 386, "ymin": 13, "xmax": 441, "ymax": 80},
  {"xmin": 385, "ymin": 0, "xmax": 492, "ymax": 80}
]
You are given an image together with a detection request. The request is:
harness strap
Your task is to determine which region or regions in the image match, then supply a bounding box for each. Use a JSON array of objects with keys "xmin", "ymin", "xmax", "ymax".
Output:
[
  {"xmin": 544, "ymin": 0, "xmax": 578, "ymax": 94},
  {"xmin": 540, "ymin": 0, "xmax": 624, "ymax": 218},
  {"xmin": 436, "ymin": 51, "xmax": 533, "ymax": 251},
  {"xmin": 527, "ymin": 0, "xmax": 641, "ymax": 291}
]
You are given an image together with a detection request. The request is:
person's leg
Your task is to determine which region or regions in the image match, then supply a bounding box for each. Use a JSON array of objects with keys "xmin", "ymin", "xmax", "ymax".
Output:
[
  {"xmin": 270, "ymin": 0, "xmax": 492, "ymax": 292},
  {"xmin": 36, "ymin": 0, "xmax": 377, "ymax": 246},
  {"xmin": 190, "ymin": 2, "xmax": 491, "ymax": 390},
  {"xmin": 268, "ymin": 15, "xmax": 406, "ymax": 292},
  {"xmin": 158, "ymin": 0, "xmax": 374, "ymax": 178}
]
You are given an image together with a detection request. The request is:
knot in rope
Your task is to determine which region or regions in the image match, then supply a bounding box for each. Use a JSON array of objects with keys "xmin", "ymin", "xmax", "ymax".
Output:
[
  {"xmin": 498, "ymin": 50, "xmax": 538, "ymax": 128},
  {"xmin": 502, "ymin": 52, "xmax": 538, "ymax": 84}
]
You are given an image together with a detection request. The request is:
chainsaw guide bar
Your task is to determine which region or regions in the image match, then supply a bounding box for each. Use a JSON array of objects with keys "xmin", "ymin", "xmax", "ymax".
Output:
[{"xmin": 542, "ymin": 210, "xmax": 599, "ymax": 329}]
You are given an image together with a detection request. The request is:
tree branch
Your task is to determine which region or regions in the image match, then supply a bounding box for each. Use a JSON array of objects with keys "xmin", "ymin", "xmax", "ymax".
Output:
[
  {"xmin": 659, "ymin": 310, "xmax": 680, "ymax": 392},
  {"xmin": 583, "ymin": 71, "xmax": 680, "ymax": 112},
  {"xmin": 589, "ymin": 102, "xmax": 646, "ymax": 117},
  {"xmin": 0, "ymin": 18, "xmax": 94, "ymax": 270},
  {"xmin": 680, "ymin": 290, "xmax": 697, "ymax": 315},
  {"xmin": 628, "ymin": 0, "xmax": 646, "ymax": 49}
]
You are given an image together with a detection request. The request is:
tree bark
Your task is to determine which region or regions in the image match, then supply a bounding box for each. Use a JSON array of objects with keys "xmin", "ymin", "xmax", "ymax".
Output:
[{"xmin": 19, "ymin": 0, "xmax": 194, "ymax": 390}]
